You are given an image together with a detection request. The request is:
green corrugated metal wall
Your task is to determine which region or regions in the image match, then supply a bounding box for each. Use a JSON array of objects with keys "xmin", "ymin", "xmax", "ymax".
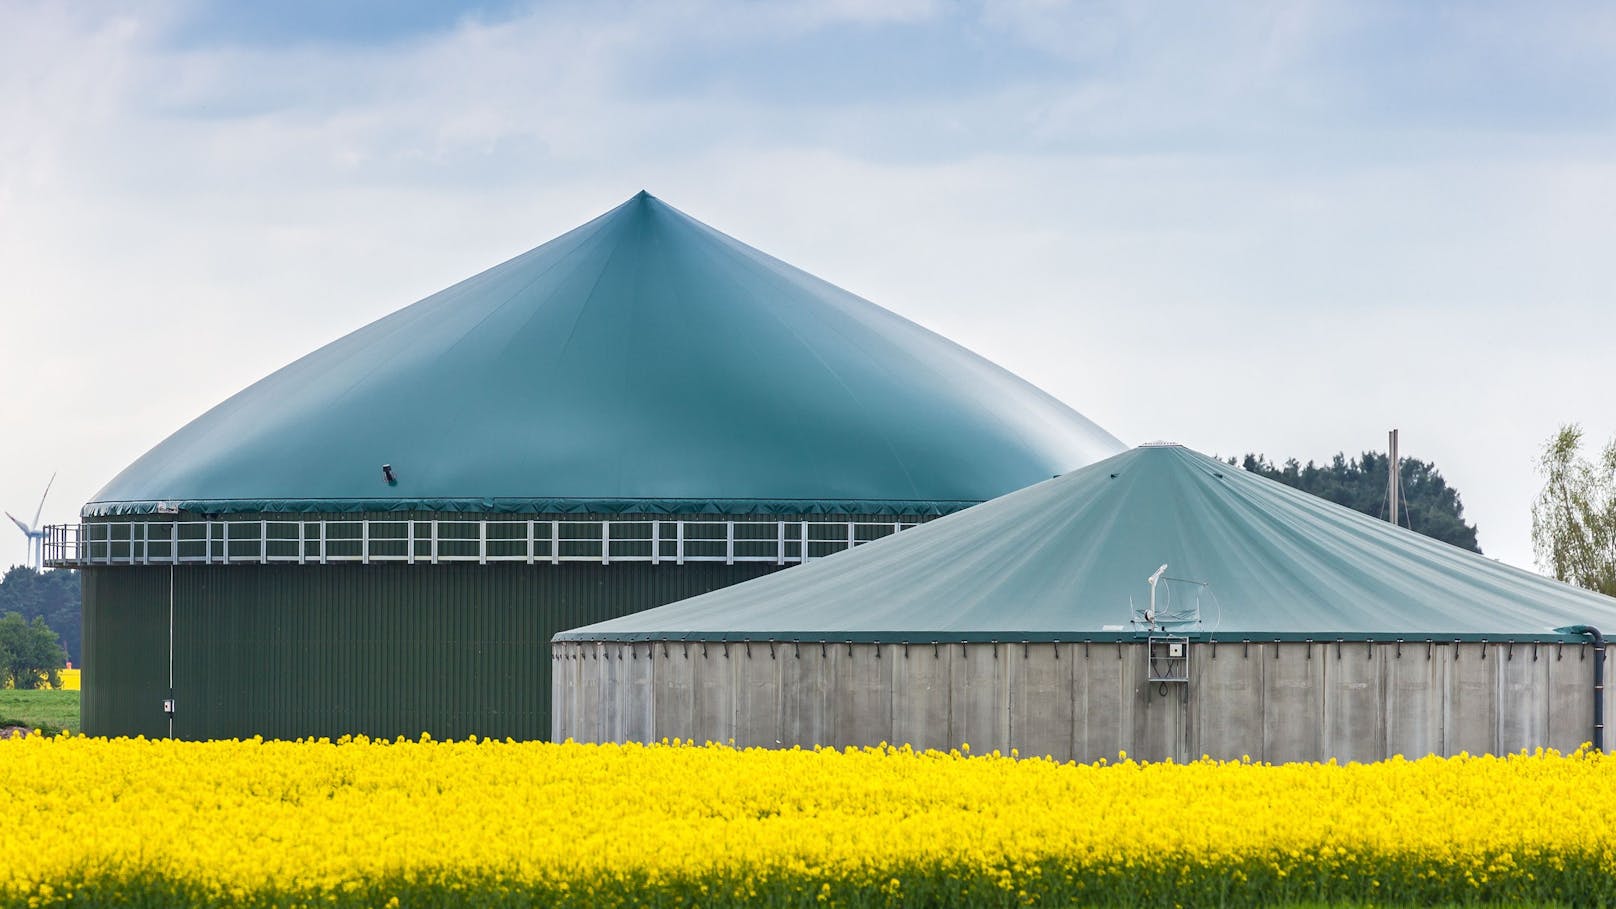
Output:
[
  {"xmin": 81, "ymin": 560, "xmax": 780, "ymax": 740},
  {"xmin": 82, "ymin": 568, "xmax": 170, "ymax": 738}
]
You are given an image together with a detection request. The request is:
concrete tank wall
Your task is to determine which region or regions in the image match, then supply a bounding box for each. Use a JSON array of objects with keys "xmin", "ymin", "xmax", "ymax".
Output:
[{"xmin": 552, "ymin": 639, "xmax": 1609, "ymax": 762}]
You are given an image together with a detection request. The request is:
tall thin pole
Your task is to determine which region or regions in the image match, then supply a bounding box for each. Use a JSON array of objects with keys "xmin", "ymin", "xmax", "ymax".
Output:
[{"xmin": 1387, "ymin": 429, "xmax": 1400, "ymax": 528}]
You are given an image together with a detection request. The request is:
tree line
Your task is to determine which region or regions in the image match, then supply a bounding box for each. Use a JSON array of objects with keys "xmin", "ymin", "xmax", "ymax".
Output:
[
  {"xmin": 1228, "ymin": 451, "xmax": 1480, "ymax": 552},
  {"xmin": 1234, "ymin": 429, "xmax": 1616, "ymax": 600},
  {"xmin": 0, "ymin": 566, "xmax": 77, "ymax": 689}
]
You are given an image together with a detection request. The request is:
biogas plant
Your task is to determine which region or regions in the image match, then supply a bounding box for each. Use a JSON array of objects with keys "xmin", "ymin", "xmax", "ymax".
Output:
[
  {"xmin": 46, "ymin": 193, "xmax": 1122, "ymax": 741},
  {"xmin": 50, "ymin": 194, "xmax": 1616, "ymax": 761}
]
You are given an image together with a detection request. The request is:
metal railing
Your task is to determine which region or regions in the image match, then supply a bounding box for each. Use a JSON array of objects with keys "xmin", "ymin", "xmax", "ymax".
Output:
[{"xmin": 43, "ymin": 518, "xmax": 918, "ymax": 568}]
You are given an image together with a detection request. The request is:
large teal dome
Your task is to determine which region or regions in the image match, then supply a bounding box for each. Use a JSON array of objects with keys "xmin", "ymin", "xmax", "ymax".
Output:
[{"xmin": 88, "ymin": 192, "xmax": 1124, "ymax": 517}]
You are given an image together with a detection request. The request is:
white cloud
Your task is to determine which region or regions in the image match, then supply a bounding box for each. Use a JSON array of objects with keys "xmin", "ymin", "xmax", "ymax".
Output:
[{"xmin": 2, "ymin": 0, "xmax": 1614, "ymax": 572}]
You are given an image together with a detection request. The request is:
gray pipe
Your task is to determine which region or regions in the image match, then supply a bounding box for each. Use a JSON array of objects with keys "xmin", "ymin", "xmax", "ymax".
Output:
[{"xmin": 1562, "ymin": 625, "xmax": 1606, "ymax": 752}]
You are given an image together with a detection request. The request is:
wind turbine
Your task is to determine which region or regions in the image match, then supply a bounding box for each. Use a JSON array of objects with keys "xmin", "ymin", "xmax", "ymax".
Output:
[{"xmin": 6, "ymin": 473, "xmax": 55, "ymax": 571}]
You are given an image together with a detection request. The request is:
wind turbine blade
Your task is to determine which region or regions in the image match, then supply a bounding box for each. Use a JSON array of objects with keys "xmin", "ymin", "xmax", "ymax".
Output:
[
  {"xmin": 32, "ymin": 472, "xmax": 55, "ymax": 528},
  {"xmin": 5, "ymin": 511, "xmax": 31, "ymax": 535}
]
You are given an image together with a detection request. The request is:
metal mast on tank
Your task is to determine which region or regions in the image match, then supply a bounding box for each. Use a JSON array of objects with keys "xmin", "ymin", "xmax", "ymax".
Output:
[{"xmin": 1386, "ymin": 429, "xmax": 1400, "ymax": 528}]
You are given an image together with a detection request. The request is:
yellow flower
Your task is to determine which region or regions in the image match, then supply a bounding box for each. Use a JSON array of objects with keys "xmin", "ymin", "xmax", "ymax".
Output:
[{"xmin": 0, "ymin": 735, "xmax": 1609, "ymax": 905}]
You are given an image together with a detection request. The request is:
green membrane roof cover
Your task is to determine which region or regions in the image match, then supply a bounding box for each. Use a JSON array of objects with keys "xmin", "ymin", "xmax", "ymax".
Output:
[
  {"xmin": 87, "ymin": 193, "xmax": 1123, "ymax": 517},
  {"xmin": 556, "ymin": 444, "xmax": 1616, "ymax": 643}
]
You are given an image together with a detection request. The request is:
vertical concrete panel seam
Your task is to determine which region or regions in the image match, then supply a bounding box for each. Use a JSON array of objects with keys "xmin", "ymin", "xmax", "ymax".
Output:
[
  {"xmin": 997, "ymin": 643, "xmax": 1011, "ymax": 754},
  {"xmin": 1320, "ymin": 645, "xmax": 1334, "ymax": 760},
  {"xmin": 1492, "ymin": 643, "xmax": 1504, "ymax": 756},
  {"xmin": 1374, "ymin": 644, "xmax": 1388, "ymax": 760}
]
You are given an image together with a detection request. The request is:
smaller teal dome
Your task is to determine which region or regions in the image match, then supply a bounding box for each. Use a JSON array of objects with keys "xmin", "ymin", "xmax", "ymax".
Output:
[
  {"xmin": 558, "ymin": 445, "xmax": 1616, "ymax": 642},
  {"xmin": 88, "ymin": 193, "xmax": 1124, "ymax": 517}
]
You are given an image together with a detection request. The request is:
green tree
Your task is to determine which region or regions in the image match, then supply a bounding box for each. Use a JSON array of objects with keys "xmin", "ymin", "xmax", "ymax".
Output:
[
  {"xmin": 0, "ymin": 566, "xmax": 80, "ymax": 664},
  {"xmin": 1531, "ymin": 424, "xmax": 1616, "ymax": 596},
  {"xmin": 1231, "ymin": 450, "xmax": 1481, "ymax": 552},
  {"xmin": 0, "ymin": 612, "xmax": 66, "ymax": 689}
]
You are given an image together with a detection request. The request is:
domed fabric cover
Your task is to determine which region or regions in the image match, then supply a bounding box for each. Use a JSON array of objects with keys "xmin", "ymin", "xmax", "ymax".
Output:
[
  {"xmin": 88, "ymin": 192, "xmax": 1124, "ymax": 517},
  {"xmin": 557, "ymin": 444, "xmax": 1616, "ymax": 642}
]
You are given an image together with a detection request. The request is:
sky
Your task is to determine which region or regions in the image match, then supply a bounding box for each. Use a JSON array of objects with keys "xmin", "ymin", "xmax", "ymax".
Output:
[{"xmin": 2, "ymin": 0, "xmax": 1614, "ymax": 572}]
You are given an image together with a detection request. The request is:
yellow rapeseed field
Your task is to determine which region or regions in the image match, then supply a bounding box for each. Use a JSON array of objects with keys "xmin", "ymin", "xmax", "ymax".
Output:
[
  {"xmin": 55, "ymin": 669, "xmax": 78, "ymax": 691},
  {"xmin": 2, "ymin": 735, "xmax": 1611, "ymax": 907},
  {"xmin": 0, "ymin": 669, "xmax": 75, "ymax": 691}
]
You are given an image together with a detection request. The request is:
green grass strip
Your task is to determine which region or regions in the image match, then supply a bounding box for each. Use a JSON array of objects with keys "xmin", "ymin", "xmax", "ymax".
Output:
[
  {"xmin": 0, "ymin": 689, "xmax": 78, "ymax": 736},
  {"xmin": 5, "ymin": 857, "xmax": 1608, "ymax": 909}
]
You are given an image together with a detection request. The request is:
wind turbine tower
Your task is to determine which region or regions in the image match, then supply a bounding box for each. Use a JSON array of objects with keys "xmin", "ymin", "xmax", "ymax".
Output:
[{"xmin": 6, "ymin": 473, "xmax": 55, "ymax": 571}]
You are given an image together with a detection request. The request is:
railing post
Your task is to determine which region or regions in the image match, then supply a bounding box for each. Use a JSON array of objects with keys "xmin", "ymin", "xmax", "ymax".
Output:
[
  {"xmin": 676, "ymin": 521, "xmax": 685, "ymax": 566},
  {"xmin": 260, "ymin": 519, "xmax": 268, "ymax": 564},
  {"xmin": 800, "ymin": 520, "xmax": 808, "ymax": 562},
  {"xmin": 776, "ymin": 521, "xmax": 785, "ymax": 566},
  {"xmin": 526, "ymin": 520, "xmax": 535, "ymax": 566},
  {"xmin": 221, "ymin": 520, "xmax": 229, "ymax": 565},
  {"xmin": 726, "ymin": 521, "xmax": 734, "ymax": 566},
  {"xmin": 550, "ymin": 520, "xmax": 559, "ymax": 565},
  {"xmin": 408, "ymin": 521, "xmax": 416, "ymax": 566},
  {"xmin": 319, "ymin": 520, "xmax": 328, "ymax": 565},
  {"xmin": 602, "ymin": 520, "xmax": 611, "ymax": 566},
  {"xmin": 172, "ymin": 521, "xmax": 180, "ymax": 566},
  {"xmin": 478, "ymin": 520, "xmax": 487, "ymax": 566},
  {"xmin": 847, "ymin": 521, "xmax": 854, "ymax": 553},
  {"xmin": 651, "ymin": 521, "xmax": 660, "ymax": 566}
]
